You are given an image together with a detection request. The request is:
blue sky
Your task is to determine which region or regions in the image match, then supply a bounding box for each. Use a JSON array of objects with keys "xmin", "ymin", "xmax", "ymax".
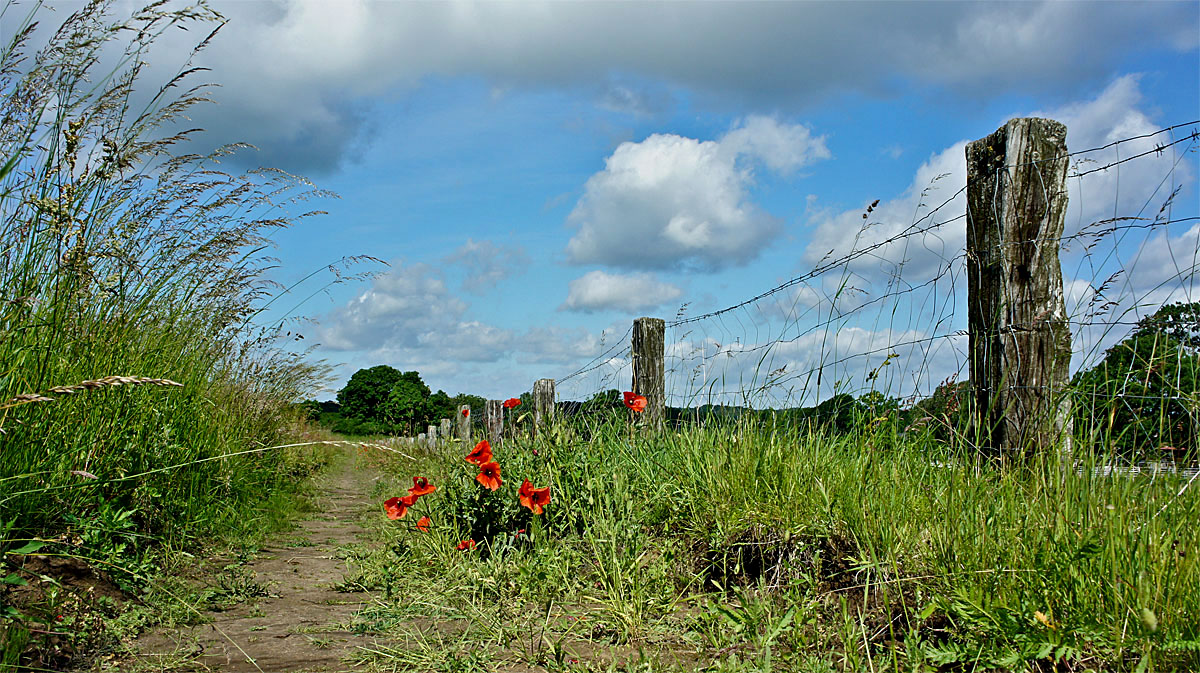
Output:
[{"xmin": 29, "ymin": 0, "xmax": 1200, "ymax": 403}]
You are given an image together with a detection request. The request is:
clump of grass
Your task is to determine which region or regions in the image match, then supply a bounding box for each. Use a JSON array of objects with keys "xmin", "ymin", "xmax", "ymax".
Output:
[
  {"xmin": 0, "ymin": 0, "xmax": 342, "ymax": 667},
  {"xmin": 355, "ymin": 412, "xmax": 1199, "ymax": 672}
]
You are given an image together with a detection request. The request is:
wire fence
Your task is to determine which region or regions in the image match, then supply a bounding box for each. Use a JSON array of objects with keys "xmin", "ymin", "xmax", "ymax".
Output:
[{"xmin": 553, "ymin": 120, "xmax": 1199, "ymax": 426}]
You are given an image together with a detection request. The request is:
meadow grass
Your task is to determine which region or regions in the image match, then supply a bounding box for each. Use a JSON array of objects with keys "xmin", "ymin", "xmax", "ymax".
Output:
[
  {"xmin": 352, "ymin": 414, "xmax": 1199, "ymax": 672},
  {"xmin": 0, "ymin": 1, "xmax": 341, "ymax": 667}
]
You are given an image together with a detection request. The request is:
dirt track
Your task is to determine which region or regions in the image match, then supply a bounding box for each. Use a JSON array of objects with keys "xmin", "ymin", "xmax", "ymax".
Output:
[{"xmin": 126, "ymin": 450, "xmax": 386, "ymax": 672}]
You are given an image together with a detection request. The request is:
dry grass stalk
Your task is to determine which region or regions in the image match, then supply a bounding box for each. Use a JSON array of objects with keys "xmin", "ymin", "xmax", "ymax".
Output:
[{"xmin": 1, "ymin": 376, "xmax": 184, "ymax": 411}]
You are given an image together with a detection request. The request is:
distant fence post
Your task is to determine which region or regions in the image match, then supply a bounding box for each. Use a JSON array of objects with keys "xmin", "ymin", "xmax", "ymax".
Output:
[
  {"xmin": 427, "ymin": 424, "xmax": 438, "ymax": 449},
  {"xmin": 533, "ymin": 378, "xmax": 555, "ymax": 435},
  {"xmin": 485, "ymin": 399, "xmax": 504, "ymax": 447},
  {"xmin": 965, "ymin": 116, "xmax": 1073, "ymax": 462},
  {"xmin": 632, "ymin": 317, "xmax": 666, "ymax": 429},
  {"xmin": 457, "ymin": 404, "xmax": 471, "ymax": 445},
  {"xmin": 439, "ymin": 418, "xmax": 451, "ymax": 445}
]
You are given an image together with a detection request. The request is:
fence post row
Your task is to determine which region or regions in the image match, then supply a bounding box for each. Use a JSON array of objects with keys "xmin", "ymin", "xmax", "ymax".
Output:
[
  {"xmin": 533, "ymin": 378, "xmax": 555, "ymax": 435},
  {"xmin": 457, "ymin": 404, "xmax": 471, "ymax": 445},
  {"xmin": 632, "ymin": 316, "xmax": 666, "ymax": 429},
  {"xmin": 965, "ymin": 116, "xmax": 1073, "ymax": 461},
  {"xmin": 485, "ymin": 399, "xmax": 503, "ymax": 448}
]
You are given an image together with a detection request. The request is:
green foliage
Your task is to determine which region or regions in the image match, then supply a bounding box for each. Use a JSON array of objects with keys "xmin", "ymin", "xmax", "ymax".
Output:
[
  {"xmin": 1073, "ymin": 302, "xmax": 1200, "ymax": 456},
  {"xmin": 381, "ymin": 371, "xmax": 431, "ymax": 433},
  {"xmin": 339, "ymin": 365, "xmax": 408, "ymax": 421}
]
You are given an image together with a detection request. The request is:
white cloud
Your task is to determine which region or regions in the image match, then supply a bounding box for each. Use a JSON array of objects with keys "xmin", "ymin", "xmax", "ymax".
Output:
[
  {"xmin": 562, "ymin": 271, "xmax": 684, "ymax": 313},
  {"xmin": 565, "ymin": 116, "xmax": 830, "ymax": 270},
  {"xmin": 318, "ymin": 263, "xmax": 467, "ymax": 351},
  {"xmin": 442, "ymin": 238, "xmax": 531, "ymax": 294},
  {"xmin": 119, "ymin": 0, "xmax": 1196, "ymax": 171}
]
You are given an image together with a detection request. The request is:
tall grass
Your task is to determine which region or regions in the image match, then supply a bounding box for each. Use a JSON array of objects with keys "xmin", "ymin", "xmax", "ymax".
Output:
[
  {"xmin": 360, "ymin": 411, "xmax": 1199, "ymax": 671},
  {"xmin": 0, "ymin": 0, "xmax": 328, "ymax": 594}
]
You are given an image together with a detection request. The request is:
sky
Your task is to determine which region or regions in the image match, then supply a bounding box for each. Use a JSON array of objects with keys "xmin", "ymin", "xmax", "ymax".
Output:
[{"xmin": 17, "ymin": 0, "xmax": 1200, "ymax": 404}]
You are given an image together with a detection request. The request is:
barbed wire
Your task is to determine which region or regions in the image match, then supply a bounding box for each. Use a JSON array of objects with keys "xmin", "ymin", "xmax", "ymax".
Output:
[{"xmin": 551, "ymin": 120, "xmax": 1199, "ymax": 408}]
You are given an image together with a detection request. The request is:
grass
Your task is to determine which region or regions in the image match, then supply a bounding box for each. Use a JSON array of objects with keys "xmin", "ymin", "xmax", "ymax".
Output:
[
  {"xmin": 346, "ymin": 414, "xmax": 1199, "ymax": 672},
  {"xmin": 0, "ymin": 1, "xmax": 347, "ymax": 667}
]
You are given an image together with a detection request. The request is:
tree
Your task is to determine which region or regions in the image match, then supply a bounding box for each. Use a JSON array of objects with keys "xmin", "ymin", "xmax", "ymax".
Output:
[
  {"xmin": 1073, "ymin": 302, "xmax": 1200, "ymax": 457},
  {"xmin": 382, "ymin": 372, "xmax": 432, "ymax": 434},
  {"xmin": 338, "ymin": 366, "xmax": 407, "ymax": 421}
]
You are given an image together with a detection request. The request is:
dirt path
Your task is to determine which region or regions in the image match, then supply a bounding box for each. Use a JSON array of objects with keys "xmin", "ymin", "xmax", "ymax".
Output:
[{"xmin": 126, "ymin": 449, "xmax": 388, "ymax": 673}]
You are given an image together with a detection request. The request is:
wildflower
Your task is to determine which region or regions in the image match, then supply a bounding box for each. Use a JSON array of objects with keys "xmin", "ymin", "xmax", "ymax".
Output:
[
  {"xmin": 456, "ymin": 539, "xmax": 476, "ymax": 551},
  {"xmin": 408, "ymin": 476, "xmax": 436, "ymax": 497},
  {"xmin": 502, "ymin": 397, "xmax": 521, "ymax": 409},
  {"xmin": 518, "ymin": 479, "xmax": 551, "ymax": 515},
  {"xmin": 416, "ymin": 516, "xmax": 432, "ymax": 532},
  {"xmin": 465, "ymin": 439, "xmax": 492, "ymax": 465},
  {"xmin": 384, "ymin": 494, "xmax": 418, "ymax": 520},
  {"xmin": 1034, "ymin": 611, "xmax": 1056, "ymax": 629},
  {"xmin": 461, "ymin": 408, "xmax": 470, "ymax": 417},
  {"xmin": 623, "ymin": 391, "xmax": 647, "ymax": 413},
  {"xmin": 476, "ymin": 461, "xmax": 502, "ymax": 490}
]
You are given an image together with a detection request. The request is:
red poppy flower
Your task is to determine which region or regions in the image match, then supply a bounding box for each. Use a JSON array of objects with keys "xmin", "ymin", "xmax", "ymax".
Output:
[
  {"xmin": 518, "ymin": 479, "xmax": 551, "ymax": 515},
  {"xmin": 461, "ymin": 408, "xmax": 470, "ymax": 417},
  {"xmin": 623, "ymin": 392, "xmax": 647, "ymax": 413},
  {"xmin": 456, "ymin": 539, "xmax": 476, "ymax": 551},
  {"xmin": 408, "ymin": 476, "xmax": 436, "ymax": 497},
  {"xmin": 476, "ymin": 461, "xmax": 502, "ymax": 491},
  {"xmin": 416, "ymin": 516, "xmax": 431, "ymax": 532},
  {"xmin": 465, "ymin": 439, "xmax": 492, "ymax": 465},
  {"xmin": 384, "ymin": 494, "xmax": 418, "ymax": 520},
  {"xmin": 502, "ymin": 397, "xmax": 521, "ymax": 409}
]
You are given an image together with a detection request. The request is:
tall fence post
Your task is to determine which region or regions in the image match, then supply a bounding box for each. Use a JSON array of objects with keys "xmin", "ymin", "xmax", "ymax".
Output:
[
  {"xmin": 632, "ymin": 317, "xmax": 666, "ymax": 429},
  {"xmin": 485, "ymin": 399, "xmax": 504, "ymax": 448},
  {"xmin": 965, "ymin": 117, "xmax": 1073, "ymax": 462},
  {"xmin": 457, "ymin": 404, "xmax": 472, "ymax": 445},
  {"xmin": 533, "ymin": 378, "xmax": 555, "ymax": 435},
  {"xmin": 439, "ymin": 418, "xmax": 451, "ymax": 446},
  {"xmin": 427, "ymin": 424, "xmax": 438, "ymax": 449}
]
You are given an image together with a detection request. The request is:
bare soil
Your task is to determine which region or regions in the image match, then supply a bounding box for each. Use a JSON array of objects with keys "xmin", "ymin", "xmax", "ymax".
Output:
[{"xmin": 123, "ymin": 451, "xmax": 389, "ymax": 672}]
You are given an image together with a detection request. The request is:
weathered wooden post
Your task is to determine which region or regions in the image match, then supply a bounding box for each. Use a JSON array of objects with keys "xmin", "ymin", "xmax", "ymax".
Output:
[
  {"xmin": 485, "ymin": 399, "xmax": 504, "ymax": 447},
  {"xmin": 427, "ymin": 424, "xmax": 438, "ymax": 449},
  {"xmin": 417, "ymin": 432, "xmax": 426, "ymax": 448},
  {"xmin": 457, "ymin": 404, "xmax": 471, "ymax": 445},
  {"xmin": 439, "ymin": 418, "xmax": 451, "ymax": 446},
  {"xmin": 533, "ymin": 378, "xmax": 556, "ymax": 435},
  {"xmin": 965, "ymin": 117, "xmax": 1073, "ymax": 461},
  {"xmin": 632, "ymin": 317, "xmax": 666, "ymax": 429}
]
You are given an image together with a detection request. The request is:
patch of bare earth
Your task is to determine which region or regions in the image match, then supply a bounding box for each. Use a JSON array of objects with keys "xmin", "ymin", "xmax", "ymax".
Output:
[{"xmin": 124, "ymin": 451, "xmax": 388, "ymax": 672}]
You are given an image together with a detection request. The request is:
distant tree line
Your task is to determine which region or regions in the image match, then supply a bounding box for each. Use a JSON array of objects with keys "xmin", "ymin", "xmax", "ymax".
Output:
[
  {"xmin": 300, "ymin": 302, "xmax": 1198, "ymax": 457},
  {"xmin": 299, "ymin": 365, "xmax": 484, "ymax": 437}
]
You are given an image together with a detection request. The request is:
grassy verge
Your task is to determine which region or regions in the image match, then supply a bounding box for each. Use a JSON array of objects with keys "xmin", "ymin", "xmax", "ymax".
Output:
[
  {"xmin": 0, "ymin": 1, "xmax": 342, "ymax": 668},
  {"xmin": 346, "ymin": 415, "xmax": 1198, "ymax": 672}
]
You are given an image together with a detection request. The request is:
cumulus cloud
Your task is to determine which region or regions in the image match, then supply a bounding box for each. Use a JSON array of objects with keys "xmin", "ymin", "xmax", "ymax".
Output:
[
  {"xmin": 804, "ymin": 75, "xmax": 1193, "ymax": 286},
  {"xmin": 443, "ymin": 239, "xmax": 531, "ymax": 294},
  {"xmin": 123, "ymin": 0, "xmax": 1196, "ymax": 171},
  {"xmin": 562, "ymin": 271, "xmax": 684, "ymax": 313},
  {"xmin": 565, "ymin": 116, "xmax": 829, "ymax": 271}
]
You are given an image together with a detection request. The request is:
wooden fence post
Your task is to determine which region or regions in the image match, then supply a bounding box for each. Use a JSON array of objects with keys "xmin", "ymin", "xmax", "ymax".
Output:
[
  {"xmin": 632, "ymin": 317, "xmax": 666, "ymax": 429},
  {"xmin": 533, "ymin": 378, "xmax": 555, "ymax": 435},
  {"xmin": 457, "ymin": 405, "xmax": 471, "ymax": 445},
  {"xmin": 485, "ymin": 399, "xmax": 504, "ymax": 448},
  {"xmin": 427, "ymin": 424, "xmax": 438, "ymax": 449},
  {"xmin": 966, "ymin": 117, "xmax": 1073, "ymax": 461},
  {"xmin": 440, "ymin": 418, "xmax": 451, "ymax": 446}
]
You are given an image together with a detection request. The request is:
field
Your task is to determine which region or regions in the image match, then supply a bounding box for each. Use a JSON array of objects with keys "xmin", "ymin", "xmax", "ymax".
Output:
[{"xmin": 2, "ymin": 1, "xmax": 1198, "ymax": 671}]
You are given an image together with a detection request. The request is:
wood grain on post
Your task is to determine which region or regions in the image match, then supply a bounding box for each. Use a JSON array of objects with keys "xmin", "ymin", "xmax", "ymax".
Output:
[
  {"xmin": 457, "ymin": 404, "xmax": 471, "ymax": 445},
  {"xmin": 427, "ymin": 424, "xmax": 438, "ymax": 449},
  {"xmin": 439, "ymin": 418, "xmax": 451, "ymax": 446},
  {"xmin": 632, "ymin": 317, "xmax": 666, "ymax": 429},
  {"xmin": 485, "ymin": 399, "xmax": 504, "ymax": 448},
  {"xmin": 533, "ymin": 378, "xmax": 556, "ymax": 435},
  {"xmin": 966, "ymin": 117, "xmax": 1073, "ymax": 461}
]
